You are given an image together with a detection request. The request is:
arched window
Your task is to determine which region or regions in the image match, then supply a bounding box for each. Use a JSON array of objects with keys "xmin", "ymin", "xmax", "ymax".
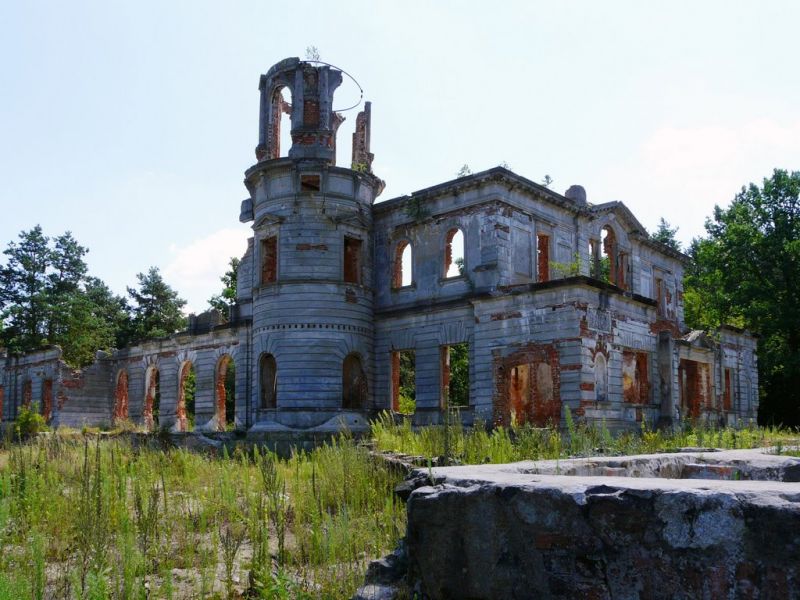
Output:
[
  {"xmin": 269, "ymin": 86, "xmax": 293, "ymax": 160},
  {"xmin": 259, "ymin": 354, "xmax": 277, "ymax": 409},
  {"xmin": 392, "ymin": 240, "xmax": 413, "ymax": 288},
  {"xmin": 594, "ymin": 353, "xmax": 608, "ymax": 402},
  {"xmin": 177, "ymin": 361, "xmax": 196, "ymax": 432},
  {"xmin": 22, "ymin": 380, "xmax": 32, "ymax": 409},
  {"xmin": 342, "ymin": 353, "xmax": 367, "ymax": 409},
  {"xmin": 601, "ymin": 226, "xmax": 617, "ymax": 285},
  {"xmin": 215, "ymin": 355, "xmax": 235, "ymax": 430},
  {"xmin": 143, "ymin": 366, "xmax": 160, "ymax": 431},
  {"xmin": 114, "ymin": 370, "xmax": 129, "ymax": 421},
  {"xmin": 41, "ymin": 379, "xmax": 53, "ymax": 422},
  {"xmin": 444, "ymin": 228, "xmax": 465, "ymax": 278}
]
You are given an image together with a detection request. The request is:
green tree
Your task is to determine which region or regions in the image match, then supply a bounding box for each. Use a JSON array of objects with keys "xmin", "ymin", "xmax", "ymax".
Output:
[
  {"xmin": 51, "ymin": 278, "xmax": 131, "ymax": 365},
  {"xmin": 208, "ymin": 257, "xmax": 240, "ymax": 316},
  {"xmin": 0, "ymin": 227, "xmax": 133, "ymax": 365},
  {"xmin": 0, "ymin": 226, "xmax": 51, "ymax": 352},
  {"xmin": 651, "ymin": 218, "xmax": 681, "ymax": 251},
  {"xmin": 686, "ymin": 169, "xmax": 800, "ymax": 425},
  {"xmin": 127, "ymin": 267, "xmax": 187, "ymax": 342}
]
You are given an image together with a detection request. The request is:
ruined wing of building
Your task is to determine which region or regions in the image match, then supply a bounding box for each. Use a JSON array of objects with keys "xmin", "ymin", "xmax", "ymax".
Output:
[{"xmin": 0, "ymin": 58, "xmax": 758, "ymax": 435}]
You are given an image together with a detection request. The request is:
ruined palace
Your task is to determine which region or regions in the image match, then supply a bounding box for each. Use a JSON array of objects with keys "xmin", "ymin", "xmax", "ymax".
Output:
[{"xmin": 0, "ymin": 57, "xmax": 758, "ymax": 434}]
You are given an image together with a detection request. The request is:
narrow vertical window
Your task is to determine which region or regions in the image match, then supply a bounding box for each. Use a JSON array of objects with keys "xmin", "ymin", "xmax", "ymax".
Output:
[
  {"xmin": 261, "ymin": 236, "xmax": 277, "ymax": 284},
  {"xmin": 655, "ymin": 276, "xmax": 665, "ymax": 317},
  {"xmin": 536, "ymin": 234, "xmax": 550, "ymax": 282},
  {"xmin": 342, "ymin": 353, "xmax": 367, "ymax": 409},
  {"xmin": 444, "ymin": 228, "xmax": 465, "ymax": 278},
  {"xmin": 392, "ymin": 241, "xmax": 413, "ymax": 288},
  {"xmin": 391, "ymin": 350, "xmax": 416, "ymax": 414},
  {"xmin": 440, "ymin": 343, "xmax": 469, "ymax": 409},
  {"xmin": 260, "ymin": 354, "xmax": 277, "ymax": 409},
  {"xmin": 344, "ymin": 236, "xmax": 362, "ymax": 284}
]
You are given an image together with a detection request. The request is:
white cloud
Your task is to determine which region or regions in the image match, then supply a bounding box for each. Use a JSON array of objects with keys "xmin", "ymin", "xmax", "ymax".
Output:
[
  {"xmin": 593, "ymin": 118, "xmax": 800, "ymax": 245},
  {"xmin": 163, "ymin": 227, "xmax": 249, "ymax": 314}
]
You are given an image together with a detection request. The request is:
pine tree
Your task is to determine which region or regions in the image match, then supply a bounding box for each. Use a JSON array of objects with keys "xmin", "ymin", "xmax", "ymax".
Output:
[
  {"xmin": 127, "ymin": 267, "xmax": 187, "ymax": 342},
  {"xmin": 208, "ymin": 257, "xmax": 240, "ymax": 316}
]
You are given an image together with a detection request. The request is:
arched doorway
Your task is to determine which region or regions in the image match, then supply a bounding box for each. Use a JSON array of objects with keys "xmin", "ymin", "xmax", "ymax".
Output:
[
  {"xmin": 176, "ymin": 361, "xmax": 196, "ymax": 432},
  {"xmin": 114, "ymin": 370, "xmax": 129, "ymax": 422},
  {"xmin": 259, "ymin": 354, "xmax": 277, "ymax": 409},
  {"xmin": 215, "ymin": 355, "xmax": 235, "ymax": 430},
  {"xmin": 143, "ymin": 367, "xmax": 160, "ymax": 431},
  {"xmin": 342, "ymin": 353, "xmax": 367, "ymax": 409}
]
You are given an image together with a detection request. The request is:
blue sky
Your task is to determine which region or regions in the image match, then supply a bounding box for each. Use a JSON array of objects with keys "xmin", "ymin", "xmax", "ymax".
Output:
[{"xmin": 2, "ymin": 1, "xmax": 799, "ymax": 312}]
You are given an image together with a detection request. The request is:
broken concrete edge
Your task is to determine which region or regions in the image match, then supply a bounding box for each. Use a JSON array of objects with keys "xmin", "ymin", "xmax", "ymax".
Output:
[
  {"xmin": 382, "ymin": 446, "xmax": 800, "ymax": 503},
  {"xmin": 357, "ymin": 447, "xmax": 800, "ymax": 599}
]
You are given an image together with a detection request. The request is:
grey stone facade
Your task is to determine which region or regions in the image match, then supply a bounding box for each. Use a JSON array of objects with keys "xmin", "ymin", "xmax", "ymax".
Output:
[{"xmin": 0, "ymin": 57, "xmax": 759, "ymax": 433}]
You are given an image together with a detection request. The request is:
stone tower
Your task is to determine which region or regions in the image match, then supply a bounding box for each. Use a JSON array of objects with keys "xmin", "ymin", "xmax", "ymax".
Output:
[{"xmin": 238, "ymin": 57, "xmax": 383, "ymax": 433}]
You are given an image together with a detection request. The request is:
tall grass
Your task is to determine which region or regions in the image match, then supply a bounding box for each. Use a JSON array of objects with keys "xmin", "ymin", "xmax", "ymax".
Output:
[
  {"xmin": 370, "ymin": 410, "xmax": 797, "ymax": 464},
  {"xmin": 0, "ymin": 434, "xmax": 406, "ymax": 599}
]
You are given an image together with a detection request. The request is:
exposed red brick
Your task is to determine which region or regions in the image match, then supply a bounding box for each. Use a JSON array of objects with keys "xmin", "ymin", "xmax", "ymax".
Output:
[
  {"xmin": 176, "ymin": 361, "xmax": 192, "ymax": 432},
  {"xmin": 494, "ymin": 224, "xmax": 510, "ymax": 233},
  {"xmin": 723, "ymin": 368, "xmax": 732, "ymax": 411},
  {"xmin": 679, "ymin": 359, "xmax": 712, "ymax": 418},
  {"xmin": 22, "ymin": 380, "xmax": 31, "ymax": 408},
  {"xmin": 215, "ymin": 355, "xmax": 232, "ymax": 431},
  {"xmin": 443, "ymin": 228, "xmax": 461, "ymax": 276},
  {"xmin": 622, "ymin": 350, "xmax": 649, "ymax": 405},
  {"xmin": 649, "ymin": 319, "xmax": 682, "ymax": 338},
  {"xmin": 560, "ymin": 363, "xmax": 582, "ymax": 371},
  {"xmin": 391, "ymin": 351, "xmax": 400, "ymax": 412},
  {"xmin": 579, "ymin": 382, "xmax": 595, "ymax": 391},
  {"xmin": 537, "ymin": 234, "xmax": 550, "ymax": 282},
  {"xmin": 490, "ymin": 311, "xmax": 522, "ymax": 321},
  {"xmin": 114, "ymin": 370, "xmax": 129, "ymax": 421},
  {"xmin": 343, "ymin": 237, "xmax": 362, "ymax": 284},
  {"xmin": 303, "ymin": 100, "xmax": 320, "ymax": 127},
  {"xmin": 42, "ymin": 379, "xmax": 53, "ymax": 422},
  {"xmin": 392, "ymin": 240, "xmax": 410, "ymax": 289},
  {"xmin": 295, "ymin": 243, "xmax": 328, "ymax": 251},
  {"xmin": 261, "ymin": 236, "xmax": 277, "ymax": 284},
  {"xmin": 494, "ymin": 343, "xmax": 561, "ymax": 427}
]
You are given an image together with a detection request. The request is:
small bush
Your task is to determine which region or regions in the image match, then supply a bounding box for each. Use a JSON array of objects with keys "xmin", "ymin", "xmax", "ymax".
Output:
[{"xmin": 14, "ymin": 406, "xmax": 47, "ymax": 440}]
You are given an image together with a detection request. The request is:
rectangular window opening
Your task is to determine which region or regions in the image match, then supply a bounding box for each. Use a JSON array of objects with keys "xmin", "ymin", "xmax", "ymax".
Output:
[
  {"xmin": 723, "ymin": 368, "xmax": 733, "ymax": 411},
  {"xmin": 343, "ymin": 236, "xmax": 362, "ymax": 284},
  {"xmin": 392, "ymin": 350, "xmax": 416, "ymax": 414},
  {"xmin": 537, "ymin": 234, "xmax": 550, "ymax": 282},
  {"xmin": 655, "ymin": 276, "xmax": 665, "ymax": 316},
  {"xmin": 261, "ymin": 236, "xmax": 277, "ymax": 284},
  {"xmin": 441, "ymin": 342, "xmax": 469, "ymax": 409},
  {"xmin": 300, "ymin": 174, "xmax": 321, "ymax": 191}
]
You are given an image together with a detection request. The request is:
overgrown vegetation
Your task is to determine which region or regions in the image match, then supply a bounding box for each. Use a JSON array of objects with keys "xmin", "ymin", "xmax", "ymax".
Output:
[
  {"xmin": 0, "ymin": 414, "xmax": 798, "ymax": 598},
  {"xmin": 371, "ymin": 411, "xmax": 798, "ymax": 464},
  {"xmin": 684, "ymin": 169, "xmax": 800, "ymax": 427},
  {"xmin": 0, "ymin": 434, "xmax": 405, "ymax": 599}
]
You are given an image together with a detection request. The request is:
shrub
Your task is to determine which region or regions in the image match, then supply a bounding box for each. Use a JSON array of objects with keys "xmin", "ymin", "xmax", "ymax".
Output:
[{"xmin": 14, "ymin": 406, "xmax": 47, "ymax": 440}]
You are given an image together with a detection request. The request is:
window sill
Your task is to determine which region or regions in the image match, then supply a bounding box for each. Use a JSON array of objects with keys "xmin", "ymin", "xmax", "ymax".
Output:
[{"xmin": 439, "ymin": 275, "xmax": 467, "ymax": 285}]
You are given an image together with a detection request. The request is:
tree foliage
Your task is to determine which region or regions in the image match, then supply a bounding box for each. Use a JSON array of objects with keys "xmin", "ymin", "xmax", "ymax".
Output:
[
  {"xmin": 685, "ymin": 169, "xmax": 800, "ymax": 425},
  {"xmin": 208, "ymin": 257, "xmax": 240, "ymax": 316},
  {"xmin": 651, "ymin": 218, "xmax": 681, "ymax": 251},
  {"xmin": 0, "ymin": 227, "xmax": 130, "ymax": 366},
  {"xmin": 127, "ymin": 267, "xmax": 187, "ymax": 343}
]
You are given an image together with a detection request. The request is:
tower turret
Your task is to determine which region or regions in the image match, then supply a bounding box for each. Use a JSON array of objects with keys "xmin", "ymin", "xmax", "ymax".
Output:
[{"xmin": 238, "ymin": 58, "xmax": 383, "ymax": 433}]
